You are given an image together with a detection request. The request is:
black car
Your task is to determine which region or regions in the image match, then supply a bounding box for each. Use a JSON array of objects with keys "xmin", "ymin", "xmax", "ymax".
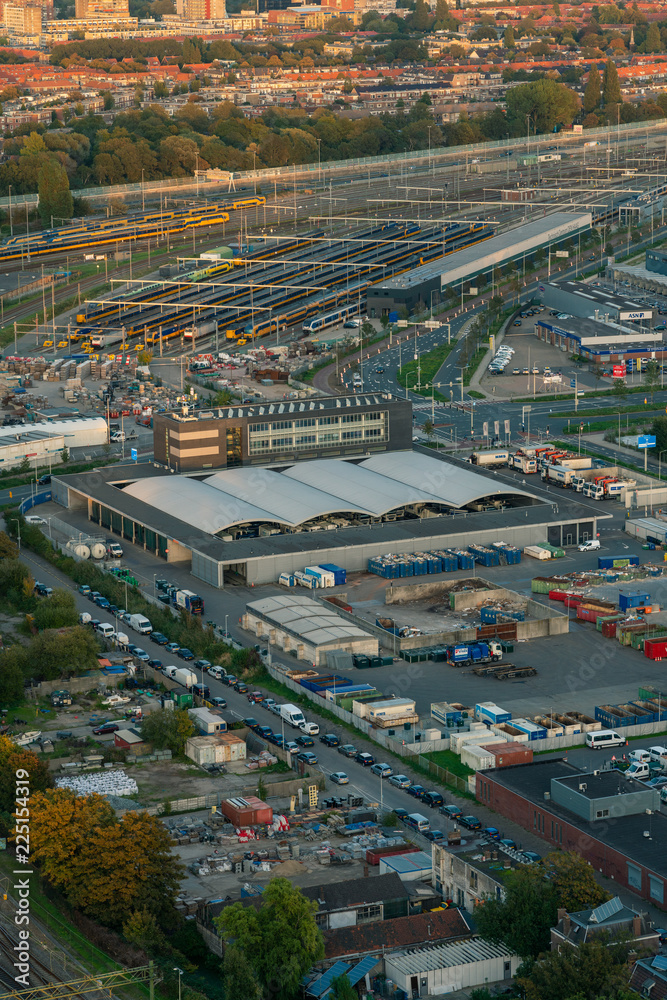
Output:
[
  {"xmin": 338, "ymin": 744, "xmax": 358, "ymax": 757},
  {"xmin": 193, "ymin": 659, "xmax": 211, "ymax": 673},
  {"xmin": 459, "ymin": 815, "xmax": 482, "ymax": 831},
  {"xmin": 222, "ymin": 674, "xmax": 237, "ymax": 686},
  {"xmin": 257, "ymin": 726, "xmax": 273, "ymax": 740},
  {"xmin": 89, "ymin": 591, "xmax": 101, "ymax": 602},
  {"xmin": 422, "ymin": 791, "xmax": 444, "ymax": 809},
  {"xmin": 355, "ymin": 752, "xmax": 375, "ymax": 767},
  {"xmin": 408, "ymin": 784, "xmax": 427, "ymax": 799},
  {"xmin": 179, "ymin": 648, "xmax": 195, "ymax": 660},
  {"xmin": 147, "ymin": 658, "xmax": 163, "ymax": 670},
  {"xmin": 320, "ymin": 733, "xmax": 340, "ymax": 747},
  {"xmin": 192, "ymin": 683, "xmax": 210, "ymax": 699},
  {"xmin": 38, "ymin": 474, "xmax": 51, "ymax": 485},
  {"xmin": 151, "ymin": 632, "xmax": 169, "ymax": 645},
  {"xmin": 243, "ymin": 718, "xmax": 260, "ymax": 731},
  {"xmin": 234, "ymin": 681, "xmax": 248, "ymax": 694},
  {"xmin": 394, "ymin": 808, "xmax": 408, "ymax": 823},
  {"xmin": 295, "ymin": 735, "xmax": 314, "ymax": 748}
]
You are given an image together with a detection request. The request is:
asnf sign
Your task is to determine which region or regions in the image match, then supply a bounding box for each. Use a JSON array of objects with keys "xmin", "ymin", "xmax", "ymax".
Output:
[{"xmin": 620, "ymin": 311, "xmax": 651, "ymax": 321}]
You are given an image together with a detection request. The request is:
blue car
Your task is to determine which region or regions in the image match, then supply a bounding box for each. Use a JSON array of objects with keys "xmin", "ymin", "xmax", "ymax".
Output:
[
  {"xmin": 179, "ymin": 648, "xmax": 195, "ymax": 660},
  {"xmin": 151, "ymin": 632, "xmax": 169, "ymax": 645},
  {"xmin": 132, "ymin": 648, "xmax": 150, "ymax": 661},
  {"xmin": 408, "ymin": 784, "xmax": 427, "ymax": 799},
  {"xmin": 483, "ymin": 827, "xmax": 501, "ymax": 841}
]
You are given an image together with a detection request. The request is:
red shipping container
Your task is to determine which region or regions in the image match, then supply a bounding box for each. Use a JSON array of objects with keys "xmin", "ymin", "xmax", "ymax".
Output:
[
  {"xmin": 549, "ymin": 589, "xmax": 568, "ymax": 602},
  {"xmin": 644, "ymin": 638, "xmax": 667, "ymax": 661},
  {"xmin": 602, "ymin": 622, "xmax": 618, "ymax": 637},
  {"xmin": 564, "ymin": 595, "xmax": 583, "ymax": 608},
  {"xmin": 219, "ymin": 796, "xmax": 273, "ymax": 827},
  {"xmin": 366, "ymin": 845, "xmax": 420, "ymax": 866},
  {"xmin": 577, "ymin": 604, "xmax": 606, "ymax": 623},
  {"xmin": 479, "ymin": 742, "xmax": 533, "ymax": 766}
]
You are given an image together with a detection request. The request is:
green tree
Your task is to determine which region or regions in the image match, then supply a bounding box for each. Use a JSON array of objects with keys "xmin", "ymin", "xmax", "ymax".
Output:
[
  {"xmin": 140, "ymin": 708, "xmax": 194, "ymax": 755},
  {"xmin": 28, "ymin": 627, "xmax": 100, "ymax": 682},
  {"xmin": 651, "ymin": 414, "xmax": 667, "ymax": 454},
  {"xmin": 0, "ymin": 649, "xmax": 26, "ymax": 708},
  {"xmin": 503, "ymin": 26, "xmax": 515, "ymax": 47},
  {"xmin": 583, "ymin": 64, "xmax": 601, "ymax": 112},
  {"xmin": 612, "ymin": 376, "xmax": 628, "ymax": 402},
  {"xmin": 602, "ymin": 58, "xmax": 622, "ymax": 104},
  {"xmin": 61, "ymin": 447, "xmax": 69, "ymax": 463},
  {"xmin": 543, "ymin": 851, "xmax": 610, "ymax": 911},
  {"xmin": 519, "ymin": 939, "xmax": 633, "ymax": 1000},
  {"xmin": 506, "ymin": 79, "xmax": 580, "ymax": 134},
  {"xmin": 222, "ymin": 947, "xmax": 262, "ymax": 1000},
  {"xmin": 37, "ymin": 158, "xmax": 73, "ymax": 227},
  {"xmin": 32, "ymin": 588, "xmax": 78, "ymax": 631},
  {"xmin": 18, "ymin": 456, "xmax": 30, "ymax": 474},
  {"xmin": 474, "ymin": 865, "xmax": 558, "ymax": 959},
  {"xmin": 122, "ymin": 908, "xmax": 167, "ymax": 952},
  {"xmin": 423, "ymin": 419, "xmax": 435, "ymax": 442},
  {"xmin": 643, "ymin": 358, "xmax": 661, "ymax": 402},
  {"xmin": 215, "ymin": 879, "xmax": 324, "ymax": 1000},
  {"xmin": 330, "ymin": 976, "xmax": 358, "ymax": 1000},
  {"xmin": 646, "ymin": 21, "xmax": 661, "ymax": 51}
]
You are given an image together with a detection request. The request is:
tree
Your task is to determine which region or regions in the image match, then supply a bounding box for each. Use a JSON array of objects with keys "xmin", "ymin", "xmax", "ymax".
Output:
[
  {"xmin": 519, "ymin": 939, "xmax": 633, "ymax": 1000},
  {"xmin": 646, "ymin": 21, "xmax": 661, "ymax": 51},
  {"xmin": 652, "ymin": 415, "xmax": 667, "ymax": 454},
  {"xmin": 602, "ymin": 58, "xmax": 622, "ymax": 104},
  {"xmin": 222, "ymin": 947, "xmax": 262, "ymax": 1000},
  {"xmin": 27, "ymin": 627, "xmax": 100, "ymax": 682},
  {"xmin": 61, "ymin": 447, "xmax": 69, "ymax": 463},
  {"xmin": 29, "ymin": 789, "xmax": 183, "ymax": 929},
  {"xmin": 140, "ymin": 708, "xmax": 194, "ymax": 755},
  {"xmin": 0, "ymin": 532, "xmax": 18, "ymax": 560},
  {"xmin": 0, "ymin": 652, "xmax": 24, "ymax": 709},
  {"xmin": 330, "ymin": 976, "xmax": 358, "ymax": 1000},
  {"xmin": 0, "ymin": 735, "xmax": 52, "ymax": 818},
  {"xmin": 583, "ymin": 64, "xmax": 601, "ymax": 113},
  {"xmin": 18, "ymin": 457, "xmax": 30, "ymax": 474},
  {"xmin": 543, "ymin": 851, "xmax": 610, "ymax": 911},
  {"xmin": 32, "ymin": 588, "xmax": 78, "ymax": 631},
  {"xmin": 643, "ymin": 358, "xmax": 661, "ymax": 402},
  {"xmin": 37, "ymin": 159, "xmax": 73, "ymax": 226},
  {"xmin": 503, "ymin": 26, "xmax": 515, "ymax": 47},
  {"xmin": 475, "ymin": 865, "xmax": 558, "ymax": 959},
  {"xmin": 612, "ymin": 376, "xmax": 628, "ymax": 401},
  {"xmin": 215, "ymin": 878, "xmax": 324, "ymax": 1000},
  {"xmin": 423, "ymin": 419, "xmax": 435, "ymax": 442},
  {"xmin": 122, "ymin": 908, "xmax": 167, "ymax": 952},
  {"xmin": 506, "ymin": 79, "xmax": 580, "ymax": 135}
]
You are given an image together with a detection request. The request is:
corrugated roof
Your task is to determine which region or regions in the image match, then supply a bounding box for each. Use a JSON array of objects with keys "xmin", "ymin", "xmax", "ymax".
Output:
[
  {"xmin": 385, "ymin": 937, "xmax": 513, "ymax": 974},
  {"xmin": 247, "ymin": 594, "xmax": 372, "ymax": 646}
]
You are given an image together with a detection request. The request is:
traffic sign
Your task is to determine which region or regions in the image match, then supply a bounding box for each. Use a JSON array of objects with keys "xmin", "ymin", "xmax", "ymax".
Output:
[
  {"xmin": 131, "ymin": 447, "xmax": 138, "ymax": 461},
  {"xmin": 638, "ymin": 435, "xmax": 656, "ymax": 449},
  {"xmin": 570, "ymin": 378, "xmax": 576, "ymax": 389}
]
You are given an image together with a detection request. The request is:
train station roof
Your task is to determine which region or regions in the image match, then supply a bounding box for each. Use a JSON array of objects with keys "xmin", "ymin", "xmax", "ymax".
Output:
[{"xmin": 122, "ymin": 453, "xmax": 532, "ymax": 534}]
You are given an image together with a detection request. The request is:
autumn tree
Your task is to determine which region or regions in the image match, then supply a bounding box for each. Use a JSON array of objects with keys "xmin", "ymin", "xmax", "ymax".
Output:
[
  {"xmin": 602, "ymin": 58, "xmax": 622, "ymax": 104},
  {"xmin": 0, "ymin": 736, "xmax": 52, "ymax": 819},
  {"xmin": 140, "ymin": 708, "xmax": 194, "ymax": 754},
  {"xmin": 123, "ymin": 908, "xmax": 167, "ymax": 952},
  {"xmin": 583, "ymin": 64, "xmax": 601, "ymax": 112},
  {"xmin": 519, "ymin": 939, "xmax": 633, "ymax": 1000},
  {"xmin": 0, "ymin": 531, "xmax": 18, "ymax": 559},
  {"xmin": 29, "ymin": 789, "xmax": 183, "ymax": 928},
  {"xmin": 37, "ymin": 159, "xmax": 73, "ymax": 227},
  {"xmin": 542, "ymin": 851, "xmax": 610, "ymax": 911},
  {"xmin": 215, "ymin": 879, "xmax": 324, "ymax": 1000}
]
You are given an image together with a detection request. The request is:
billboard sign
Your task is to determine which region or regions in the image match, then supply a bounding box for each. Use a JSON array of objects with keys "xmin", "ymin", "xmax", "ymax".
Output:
[{"xmin": 612, "ymin": 364, "xmax": 626, "ymax": 378}]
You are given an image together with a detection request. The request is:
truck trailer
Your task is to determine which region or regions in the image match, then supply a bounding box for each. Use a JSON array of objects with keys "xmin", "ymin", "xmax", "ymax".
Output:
[{"xmin": 470, "ymin": 450, "xmax": 509, "ymax": 468}]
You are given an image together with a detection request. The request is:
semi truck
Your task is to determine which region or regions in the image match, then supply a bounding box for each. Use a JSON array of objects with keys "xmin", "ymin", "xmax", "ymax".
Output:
[
  {"xmin": 446, "ymin": 641, "xmax": 502, "ymax": 666},
  {"xmin": 510, "ymin": 452, "xmax": 537, "ymax": 473},
  {"xmin": 173, "ymin": 589, "xmax": 205, "ymax": 614},
  {"xmin": 583, "ymin": 477, "xmax": 636, "ymax": 500},
  {"xmin": 470, "ymin": 450, "xmax": 509, "ymax": 468}
]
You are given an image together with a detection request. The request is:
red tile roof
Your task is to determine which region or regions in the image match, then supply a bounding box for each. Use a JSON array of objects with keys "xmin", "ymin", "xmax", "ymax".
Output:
[{"xmin": 323, "ymin": 908, "xmax": 470, "ymax": 960}]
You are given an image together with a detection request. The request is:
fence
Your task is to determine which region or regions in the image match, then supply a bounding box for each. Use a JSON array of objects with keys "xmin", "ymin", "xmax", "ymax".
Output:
[{"xmin": 1, "ymin": 118, "xmax": 664, "ymax": 209}]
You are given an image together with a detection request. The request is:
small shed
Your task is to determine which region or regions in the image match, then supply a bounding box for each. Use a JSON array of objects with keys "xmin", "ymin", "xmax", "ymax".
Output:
[
  {"xmin": 384, "ymin": 937, "xmax": 520, "ymax": 995},
  {"xmin": 378, "ymin": 851, "xmax": 432, "ymax": 882},
  {"xmin": 114, "ymin": 729, "xmax": 144, "ymax": 752},
  {"xmin": 188, "ymin": 707, "xmax": 227, "ymax": 735},
  {"xmin": 480, "ymin": 742, "xmax": 533, "ymax": 767},
  {"xmin": 219, "ymin": 795, "xmax": 272, "ymax": 827}
]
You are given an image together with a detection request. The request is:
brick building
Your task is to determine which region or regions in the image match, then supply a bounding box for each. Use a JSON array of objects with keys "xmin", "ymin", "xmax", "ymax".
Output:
[{"xmin": 476, "ymin": 759, "xmax": 667, "ymax": 911}]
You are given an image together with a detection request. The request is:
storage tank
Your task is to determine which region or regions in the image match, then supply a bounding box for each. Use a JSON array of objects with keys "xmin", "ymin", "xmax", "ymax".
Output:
[
  {"xmin": 90, "ymin": 542, "xmax": 106, "ymax": 560},
  {"xmin": 74, "ymin": 543, "xmax": 90, "ymax": 559}
]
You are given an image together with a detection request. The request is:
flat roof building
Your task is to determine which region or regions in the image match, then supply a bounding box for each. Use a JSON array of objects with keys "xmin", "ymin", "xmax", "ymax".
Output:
[
  {"xmin": 367, "ymin": 213, "xmax": 591, "ymax": 316},
  {"xmin": 534, "ymin": 315, "xmax": 663, "ymax": 361},
  {"xmin": 539, "ymin": 279, "xmax": 652, "ymax": 324},
  {"xmin": 153, "ymin": 394, "xmax": 412, "ymax": 473}
]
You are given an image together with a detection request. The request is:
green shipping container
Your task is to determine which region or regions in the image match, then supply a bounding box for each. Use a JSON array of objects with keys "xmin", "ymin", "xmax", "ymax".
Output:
[{"xmin": 531, "ymin": 578, "xmax": 551, "ymax": 594}]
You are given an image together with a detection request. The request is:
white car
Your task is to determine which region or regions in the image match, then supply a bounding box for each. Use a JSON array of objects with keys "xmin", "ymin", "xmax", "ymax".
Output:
[
  {"xmin": 25, "ymin": 515, "xmax": 46, "ymax": 525},
  {"xmin": 648, "ymin": 746, "xmax": 667, "ymax": 764},
  {"xmin": 578, "ymin": 539, "xmax": 600, "ymax": 552}
]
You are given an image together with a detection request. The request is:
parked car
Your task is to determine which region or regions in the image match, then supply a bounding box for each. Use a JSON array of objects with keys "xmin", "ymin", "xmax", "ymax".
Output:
[
  {"xmin": 211, "ymin": 696, "xmax": 227, "ymax": 709},
  {"xmin": 388, "ymin": 774, "xmax": 411, "ymax": 789},
  {"xmin": 257, "ymin": 726, "xmax": 273, "ymax": 740},
  {"xmin": 151, "ymin": 632, "xmax": 168, "ymax": 645},
  {"xmin": 521, "ymin": 851, "xmax": 542, "ymax": 863},
  {"xmin": 499, "ymin": 838, "xmax": 516, "ymax": 850},
  {"xmin": 424, "ymin": 830, "xmax": 445, "ymax": 842},
  {"xmin": 223, "ymin": 674, "xmax": 238, "ymax": 687},
  {"xmin": 330, "ymin": 772, "xmax": 349, "ymax": 784},
  {"xmin": 459, "ymin": 815, "xmax": 482, "ymax": 830},
  {"xmin": 132, "ymin": 648, "xmax": 149, "ymax": 661},
  {"xmin": 440, "ymin": 804, "xmax": 462, "ymax": 820},
  {"xmin": 483, "ymin": 827, "xmax": 501, "ymax": 840},
  {"xmin": 296, "ymin": 751, "xmax": 318, "ymax": 765},
  {"xmin": 192, "ymin": 683, "xmax": 210, "ymax": 699},
  {"xmin": 179, "ymin": 648, "xmax": 195, "ymax": 660},
  {"xmin": 338, "ymin": 744, "xmax": 358, "ymax": 757},
  {"xmin": 93, "ymin": 722, "xmax": 119, "ymax": 735},
  {"xmin": 370, "ymin": 762, "xmax": 393, "ymax": 778},
  {"xmin": 422, "ymin": 791, "xmax": 444, "ymax": 808},
  {"xmin": 193, "ymin": 659, "xmax": 211, "ymax": 673},
  {"xmin": 320, "ymin": 733, "xmax": 340, "ymax": 747},
  {"xmin": 285, "ymin": 741, "xmax": 299, "ymax": 754},
  {"xmin": 295, "ymin": 735, "xmax": 315, "ymax": 748},
  {"xmin": 355, "ymin": 752, "xmax": 375, "ymax": 767},
  {"xmin": 165, "ymin": 642, "xmax": 180, "ymax": 654},
  {"xmin": 234, "ymin": 681, "xmax": 248, "ymax": 694},
  {"xmin": 394, "ymin": 808, "xmax": 409, "ymax": 823},
  {"xmin": 408, "ymin": 784, "xmax": 427, "ymax": 799},
  {"xmin": 243, "ymin": 718, "xmax": 260, "ymax": 731},
  {"xmin": 147, "ymin": 659, "xmax": 163, "ymax": 670},
  {"xmin": 247, "ymin": 691, "xmax": 264, "ymax": 704}
]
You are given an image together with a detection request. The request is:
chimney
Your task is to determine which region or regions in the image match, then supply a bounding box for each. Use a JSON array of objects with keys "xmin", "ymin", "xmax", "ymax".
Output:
[
  {"xmin": 563, "ymin": 913, "xmax": 571, "ymax": 934},
  {"xmin": 633, "ymin": 916, "xmax": 642, "ymax": 937},
  {"xmin": 557, "ymin": 908, "xmax": 567, "ymax": 922}
]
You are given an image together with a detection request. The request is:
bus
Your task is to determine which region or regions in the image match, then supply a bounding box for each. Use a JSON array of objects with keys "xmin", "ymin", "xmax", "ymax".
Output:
[{"xmin": 302, "ymin": 302, "xmax": 363, "ymax": 335}]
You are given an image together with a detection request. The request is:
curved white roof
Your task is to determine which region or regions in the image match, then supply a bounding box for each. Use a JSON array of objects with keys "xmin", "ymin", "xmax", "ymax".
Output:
[
  {"xmin": 360, "ymin": 452, "xmax": 527, "ymax": 508},
  {"xmin": 123, "ymin": 453, "xmax": 533, "ymax": 535},
  {"xmin": 247, "ymin": 594, "xmax": 372, "ymax": 646}
]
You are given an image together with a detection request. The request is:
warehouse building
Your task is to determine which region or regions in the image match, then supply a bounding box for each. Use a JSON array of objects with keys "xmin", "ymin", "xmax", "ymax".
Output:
[
  {"xmin": 367, "ymin": 213, "xmax": 592, "ymax": 316},
  {"xmin": 0, "ymin": 429, "xmax": 65, "ymax": 471},
  {"xmin": 533, "ymin": 314, "xmax": 663, "ymax": 362},
  {"xmin": 384, "ymin": 938, "xmax": 520, "ymax": 995},
  {"xmin": 153, "ymin": 394, "xmax": 411, "ymax": 472},
  {"xmin": 242, "ymin": 593, "xmax": 378, "ymax": 664},
  {"xmin": 539, "ymin": 280, "xmax": 652, "ymax": 326},
  {"xmin": 0, "ymin": 416, "xmax": 109, "ymax": 449}
]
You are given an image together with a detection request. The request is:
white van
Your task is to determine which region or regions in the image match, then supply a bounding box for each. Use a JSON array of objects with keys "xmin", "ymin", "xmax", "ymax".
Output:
[
  {"xmin": 648, "ymin": 746, "xmax": 667, "ymax": 765},
  {"xmin": 95, "ymin": 622, "xmax": 115, "ymax": 638},
  {"xmin": 586, "ymin": 729, "xmax": 625, "ymax": 749},
  {"xmin": 578, "ymin": 539, "xmax": 601, "ymax": 552},
  {"xmin": 406, "ymin": 813, "xmax": 430, "ymax": 833}
]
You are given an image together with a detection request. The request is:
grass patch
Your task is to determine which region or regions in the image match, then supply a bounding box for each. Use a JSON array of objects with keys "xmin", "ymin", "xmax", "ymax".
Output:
[
  {"xmin": 424, "ymin": 749, "xmax": 474, "ymax": 779},
  {"xmin": 561, "ymin": 418, "xmax": 647, "ymax": 436},
  {"xmin": 468, "ymin": 389, "xmax": 485, "ymax": 399},
  {"xmin": 553, "ymin": 402, "xmax": 665, "ymax": 419},
  {"xmin": 397, "ymin": 341, "xmax": 456, "ymax": 400}
]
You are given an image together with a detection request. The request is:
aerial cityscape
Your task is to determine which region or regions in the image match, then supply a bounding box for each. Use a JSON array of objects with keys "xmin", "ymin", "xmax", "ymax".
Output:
[{"xmin": 4, "ymin": 1, "xmax": 667, "ymax": 999}]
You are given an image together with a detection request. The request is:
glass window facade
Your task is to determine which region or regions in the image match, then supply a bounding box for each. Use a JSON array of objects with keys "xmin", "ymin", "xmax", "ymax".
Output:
[{"xmin": 248, "ymin": 410, "xmax": 388, "ymax": 456}]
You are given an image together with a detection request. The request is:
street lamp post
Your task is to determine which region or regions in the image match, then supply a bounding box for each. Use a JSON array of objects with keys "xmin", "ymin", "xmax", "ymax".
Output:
[
  {"xmin": 174, "ymin": 969, "xmax": 183, "ymax": 1000},
  {"xmin": 224, "ymin": 613, "xmax": 229, "ymax": 637}
]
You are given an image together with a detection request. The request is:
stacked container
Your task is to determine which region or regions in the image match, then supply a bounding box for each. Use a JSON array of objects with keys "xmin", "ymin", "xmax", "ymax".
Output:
[{"xmin": 469, "ymin": 544, "xmax": 500, "ymax": 567}]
